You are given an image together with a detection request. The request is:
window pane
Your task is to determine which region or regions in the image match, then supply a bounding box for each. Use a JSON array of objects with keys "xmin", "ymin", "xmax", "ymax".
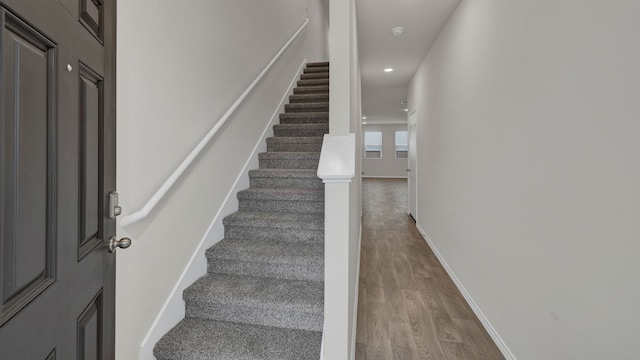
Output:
[
  {"xmin": 395, "ymin": 131, "xmax": 408, "ymax": 158},
  {"xmin": 364, "ymin": 131, "xmax": 382, "ymax": 158},
  {"xmin": 395, "ymin": 131, "xmax": 408, "ymax": 147}
]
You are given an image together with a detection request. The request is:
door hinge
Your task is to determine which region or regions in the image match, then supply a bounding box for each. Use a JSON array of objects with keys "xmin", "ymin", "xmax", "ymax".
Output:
[{"xmin": 108, "ymin": 191, "xmax": 122, "ymax": 219}]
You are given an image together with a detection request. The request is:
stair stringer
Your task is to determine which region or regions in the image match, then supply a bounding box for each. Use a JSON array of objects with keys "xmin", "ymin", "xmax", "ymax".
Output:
[{"xmin": 138, "ymin": 59, "xmax": 307, "ymax": 360}]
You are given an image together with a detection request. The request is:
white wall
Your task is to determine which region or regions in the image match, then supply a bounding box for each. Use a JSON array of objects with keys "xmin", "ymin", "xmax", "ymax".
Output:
[
  {"xmin": 116, "ymin": 1, "xmax": 328, "ymax": 358},
  {"xmin": 306, "ymin": 0, "xmax": 329, "ymax": 62},
  {"xmin": 409, "ymin": 1, "xmax": 640, "ymax": 359},
  {"xmin": 362, "ymin": 124, "xmax": 407, "ymax": 178}
]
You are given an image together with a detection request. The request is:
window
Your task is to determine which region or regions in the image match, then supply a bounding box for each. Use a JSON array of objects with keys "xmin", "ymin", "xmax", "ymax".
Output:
[
  {"xmin": 364, "ymin": 131, "xmax": 382, "ymax": 159},
  {"xmin": 395, "ymin": 131, "xmax": 408, "ymax": 159}
]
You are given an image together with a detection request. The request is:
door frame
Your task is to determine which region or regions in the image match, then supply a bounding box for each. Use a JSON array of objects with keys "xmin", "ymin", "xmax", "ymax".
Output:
[
  {"xmin": 407, "ymin": 110, "xmax": 418, "ymax": 221},
  {"xmin": 102, "ymin": 0, "xmax": 118, "ymax": 357}
]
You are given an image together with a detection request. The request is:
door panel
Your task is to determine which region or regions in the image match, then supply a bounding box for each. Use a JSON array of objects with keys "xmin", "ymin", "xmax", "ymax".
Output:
[
  {"xmin": 79, "ymin": 0, "xmax": 103, "ymax": 42},
  {"xmin": 77, "ymin": 291, "xmax": 103, "ymax": 360},
  {"xmin": 0, "ymin": 0, "xmax": 116, "ymax": 357},
  {"xmin": 0, "ymin": 7, "xmax": 56, "ymax": 327},
  {"xmin": 78, "ymin": 64, "xmax": 103, "ymax": 260}
]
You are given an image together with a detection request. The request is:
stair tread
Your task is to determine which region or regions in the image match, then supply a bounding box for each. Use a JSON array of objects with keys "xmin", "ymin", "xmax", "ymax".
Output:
[
  {"xmin": 300, "ymin": 73, "xmax": 329, "ymax": 79},
  {"xmin": 289, "ymin": 94, "xmax": 329, "ymax": 102},
  {"xmin": 284, "ymin": 103, "xmax": 329, "ymax": 113},
  {"xmin": 207, "ymin": 238, "xmax": 323, "ymax": 265},
  {"xmin": 185, "ymin": 274, "xmax": 323, "ymax": 312},
  {"xmin": 286, "ymin": 102, "xmax": 329, "ymax": 107},
  {"xmin": 238, "ymin": 188, "xmax": 323, "ymax": 201},
  {"xmin": 279, "ymin": 113, "xmax": 329, "ymax": 125},
  {"xmin": 306, "ymin": 61, "xmax": 329, "ymax": 67},
  {"xmin": 297, "ymin": 79, "xmax": 329, "ymax": 86},
  {"xmin": 266, "ymin": 136, "xmax": 323, "ymax": 143},
  {"xmin": 293, "ymin": 85, "xmax": 329, "ymax": 94},
  {"xmin": 267, "ymin": 136, "xmax": 323, "ymax": 152},
  {"xmin": 280, "ymin": 112, "xmax": 328, "ymax": 118},
  {"xmin": 273, "ymin": 123, "xmax": 328, "ymax": 138},
  {"xmin": 274, "ymin": 123, "xmax": 328, "ymax": 129},
  {"xmin": 154, "ymin": 318, "xmax": 322, "ymax": 360},
  {"xmin": 303, "ymin": 66, "xmax": 329, "ymax": 74},
  {"xmin": 184, "ymin": 274, "xmax": 323, "ymax": 330},
  {"xmin": 259, "ymin": 151, "xmax": 320, "ymax": 159},
  {"xmin": 223, "ymin": 211, "xmax": 323, "ymax": 229},
  {"xmin": 285, "ymin": 100, "xmax": 329, "ymax": 107},
  {"xmin": 249, "ymin": 169, "xmax": 319, "ymax": 178}
]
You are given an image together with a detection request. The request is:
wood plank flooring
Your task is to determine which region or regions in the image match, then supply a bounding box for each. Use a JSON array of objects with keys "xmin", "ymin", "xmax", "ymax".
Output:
[{"xmin": 356, "ymin": 178, "xmax": 504, "ymax": 360}]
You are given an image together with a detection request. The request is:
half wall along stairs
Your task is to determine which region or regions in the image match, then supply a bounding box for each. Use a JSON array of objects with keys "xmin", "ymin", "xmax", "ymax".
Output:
[{"xmin": 154, "ymin": 62, "xmax": 330, "ymax": 359}]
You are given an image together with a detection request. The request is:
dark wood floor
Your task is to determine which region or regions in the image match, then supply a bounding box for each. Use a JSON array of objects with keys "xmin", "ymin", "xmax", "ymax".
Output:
[{"xmin": 356, "ymin": 178, "xmax": 504, "ymax": 360}]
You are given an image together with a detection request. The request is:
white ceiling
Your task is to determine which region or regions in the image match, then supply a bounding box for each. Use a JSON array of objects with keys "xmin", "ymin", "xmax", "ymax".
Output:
[{"xmin": 356, "ymin": 0, "xmax": 461, "ymax": 124}]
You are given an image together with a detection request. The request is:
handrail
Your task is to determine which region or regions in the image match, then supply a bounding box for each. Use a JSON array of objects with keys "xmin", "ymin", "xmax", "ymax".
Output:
[{"xmin": 120, "ymin": 18, "xmax": 310, "ymax": 227}]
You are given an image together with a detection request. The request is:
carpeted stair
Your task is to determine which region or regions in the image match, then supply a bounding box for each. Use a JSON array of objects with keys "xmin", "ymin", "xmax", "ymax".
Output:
[{"xmin": 154, "ymin": 62, "xmax": 329, "ymax": 360}]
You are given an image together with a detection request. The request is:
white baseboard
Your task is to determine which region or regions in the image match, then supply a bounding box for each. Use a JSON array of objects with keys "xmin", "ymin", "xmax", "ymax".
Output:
[
  {"xmin": 361, "ymin": 175, "xmax": 407, "ymax": 179},
  {"xmin": 415, "ymin": 224, "xmax": 517, "ymax": 360},
  {"xmin": 138, "ymin": 59, "xmax": 308, "ymax": 360}
]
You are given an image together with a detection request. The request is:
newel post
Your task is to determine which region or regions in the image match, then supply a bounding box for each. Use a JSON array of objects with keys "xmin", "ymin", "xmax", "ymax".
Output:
[{"xmin": 317, "ymin": 133, "xmax": 355, "ymax": 359}]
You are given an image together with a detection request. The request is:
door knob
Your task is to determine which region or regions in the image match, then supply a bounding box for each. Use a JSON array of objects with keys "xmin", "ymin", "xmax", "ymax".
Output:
[{"xmin": 107, "ymin": 237, "xmax": 131, "ymax": 253}]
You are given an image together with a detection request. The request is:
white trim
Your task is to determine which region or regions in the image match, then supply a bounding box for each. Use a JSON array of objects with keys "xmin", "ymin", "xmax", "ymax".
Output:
[
  {"xmin": 415, "ymin": 224, "xmax": 517, "ymax": 360},
  {"xmin": 362, "ymin": 120, "xmax": 407, "ymax": 125},
  {"xmin": 317, "ymin": 134, "xmax": 356, "ymax": 183},
  {"xmin": 361, "ymin": 176, "xmax": 407, "ymax": 179},
  {"xmin": 322, "ymin": 182, "xmax": 351, "ymax": 359},
  {"xmin": 120, "ymin": 18, "xmax": 310, "ymax": 228},
  {"xmin": 138, "ymin": 60, "xmax": 308, "ymax": 360},
  {"xmin": 407, "ymin": 110, "xmax": 418, "ymax": 219},
  {"xmin": 320, "ymin": 328, "xmax": 324, "ymax": 360},
  {"xmin": 350, "ymin": 224, "xmax": 362, "ymax": 360},
  {"xmin": 322, "ymin": 231, "xmax": 363, "ymax": 360}
]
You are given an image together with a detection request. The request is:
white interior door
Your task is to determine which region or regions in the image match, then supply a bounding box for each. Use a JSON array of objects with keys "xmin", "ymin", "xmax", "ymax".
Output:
[{"xmin": 408, "ymin": 110, "xmax": 418, "ymax": 220}]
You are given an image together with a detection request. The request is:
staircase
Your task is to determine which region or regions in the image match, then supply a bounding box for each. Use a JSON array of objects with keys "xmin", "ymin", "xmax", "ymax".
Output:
[{"xmin": 154, "ymin": 62, "xmax": 330, "ymax": 360}]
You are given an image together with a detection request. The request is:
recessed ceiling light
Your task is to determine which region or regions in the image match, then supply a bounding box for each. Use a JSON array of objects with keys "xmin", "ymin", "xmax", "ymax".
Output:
[
  {"xmin": 362, "ymin": 122, "xmax": 367, "ymax": 125},
  {"xmin": 404, "ymin": 109, "xmax": 408, "ymax": 112},
  {"xmin": 362, "ymin": 116, "xmax": 367, "ymax": 120},
  {"xmin": 384, "ymin": 68, "xmax": 394, "ymax": 72},
  {"xmin": 391, "ymin": 27, "xmax": 404, "ymax": 36}
]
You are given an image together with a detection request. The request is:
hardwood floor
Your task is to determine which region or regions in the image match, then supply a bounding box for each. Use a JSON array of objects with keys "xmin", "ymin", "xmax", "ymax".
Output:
[{"xmin": 355, "ymin": 178, "xmax": 504, "ymax": 360}]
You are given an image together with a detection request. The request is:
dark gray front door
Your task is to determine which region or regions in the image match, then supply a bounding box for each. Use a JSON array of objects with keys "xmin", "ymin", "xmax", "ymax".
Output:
[{"xmin": 0, "ymin": 0, "xmax": 116, "ymax": 358}]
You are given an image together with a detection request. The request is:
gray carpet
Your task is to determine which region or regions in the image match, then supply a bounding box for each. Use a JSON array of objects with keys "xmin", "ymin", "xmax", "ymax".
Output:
[{"xmin": 154, "ymin": 62, "xmax": 329, "ymax": 360}]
